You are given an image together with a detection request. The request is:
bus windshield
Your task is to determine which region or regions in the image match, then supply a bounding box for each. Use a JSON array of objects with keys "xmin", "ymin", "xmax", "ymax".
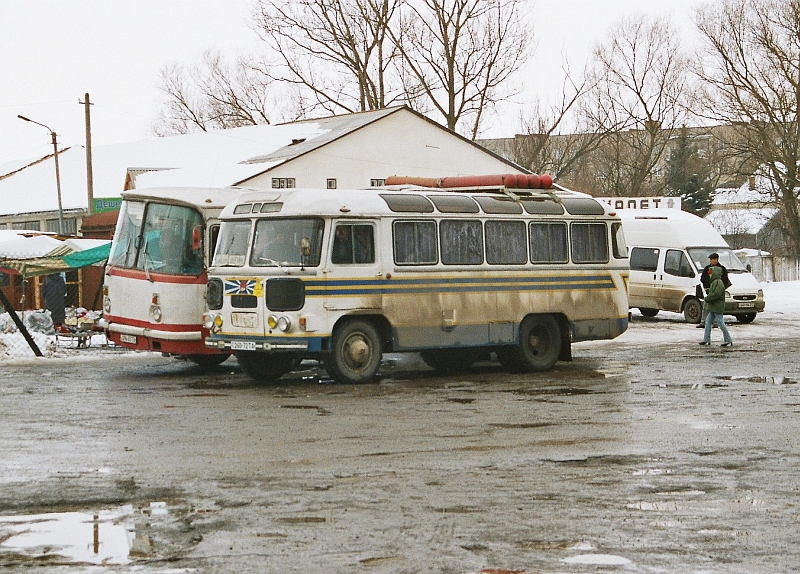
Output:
[
  {"xmin": 249, "ymin": 218, "xmax": 324, "ymax": 267},
  {"xmin": 108, "ymin": 200, "xmax": 204, "ymax": 275},
  {"xmin": 213, "ymin": 221, "xmax": 251, "ymax": 267}
]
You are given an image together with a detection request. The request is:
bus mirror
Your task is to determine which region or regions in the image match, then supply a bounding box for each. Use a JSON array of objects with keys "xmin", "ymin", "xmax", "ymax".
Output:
[
  {"xmin": 191, "ymin": 226, "xmax": 202, "ymax": 250},
  {"xmin": 300, "ymin": 237, "xmax": 312, "ymax": 257}
]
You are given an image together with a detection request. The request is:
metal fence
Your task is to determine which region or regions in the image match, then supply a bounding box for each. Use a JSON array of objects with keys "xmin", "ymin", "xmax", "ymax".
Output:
[
  {"xmin": 0, "ymin": 308, "xmax": 126, "ymax": 360},
  {"xmin": 736, "ymin": 254, "xmax": 800, "ymax": 283}
]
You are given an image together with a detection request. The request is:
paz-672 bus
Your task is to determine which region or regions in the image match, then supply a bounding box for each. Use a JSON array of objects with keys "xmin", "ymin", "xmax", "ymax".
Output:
[
  {"xmin": 203, "ymin": 176, "xmax": 630, "ymax": 383},
  {"xmin": 103, "ymin": 187, "xmax": 242, "ymax": 365}
]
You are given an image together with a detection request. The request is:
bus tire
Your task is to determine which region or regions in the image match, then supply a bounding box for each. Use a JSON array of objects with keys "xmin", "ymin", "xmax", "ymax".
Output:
[
  {"xmin": 325, "ymin": 319, "xmax": 382, "ymax": 384},
  {"xmin": 237, "ymin": 351, "xmax": 296, "ymax": 382},
  {"xmin": 683, "ymin": 298, "xmax": 702, "ymax": 324},
  {"xmin": 639, "ymin": 308, "xmax": 659, "ymax": 317},
  {"xmin": 736, "ymin": 313, "xmax": 756, "ymax": 324},
  {"xmin": 500, "ymin": 315, "xmax": 561, "ymax": 373},
  {"xmin": 187, "ymin": 353, "xmax": 231, "ymax": 367},
  {"xmin": 420, "ymin": 348, "xmax": 476, "ymax": 374}
]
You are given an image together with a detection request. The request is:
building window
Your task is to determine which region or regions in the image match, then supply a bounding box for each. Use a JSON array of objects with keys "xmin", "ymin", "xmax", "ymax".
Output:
[
  {"xmin": 271, "ymin": 178, "xmax": 295, "ymax": 189},
  {"xmin": 0, "ymin": 272, "xmax": 9, "ymax": 287},
  {"xmin": 12, "ymin": 220, "xmax": 41, "ymax": 231},
  {"xmin": 0, "ymin": 223, "xmax": 6, "ymax": 230},
  {"xmin": 46, "ymin": 218, "xmax": 77, "ymax": 234},
  {"xmin": 370, "ymin": 179, "xmax": 385, "ymax": 187},
  {"xmin": 327, "ymin": 178, "xmax": 337, "ymax": 189}
]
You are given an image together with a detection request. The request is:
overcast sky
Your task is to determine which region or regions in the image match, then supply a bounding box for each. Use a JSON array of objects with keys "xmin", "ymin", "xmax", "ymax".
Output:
[{"xmin": 0, "ymin": 0, "xmax": 700, "ymax": 165}]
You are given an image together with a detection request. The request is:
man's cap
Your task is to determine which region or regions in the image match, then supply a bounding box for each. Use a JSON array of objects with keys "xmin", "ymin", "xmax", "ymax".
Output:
[{"xmin": 709, "ymin": 253, "xmax": 719, "ymax": 259}]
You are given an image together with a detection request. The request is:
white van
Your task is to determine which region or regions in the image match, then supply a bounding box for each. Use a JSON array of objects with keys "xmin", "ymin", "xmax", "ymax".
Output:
[{"xmin": 619, "ymin": 209, "xmax": 765, "ymax": 323}]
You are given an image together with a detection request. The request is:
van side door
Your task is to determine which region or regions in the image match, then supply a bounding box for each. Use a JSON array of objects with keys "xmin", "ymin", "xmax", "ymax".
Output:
[
  {"xmin": 628, "ymin": 247, "xmax": 660, "ymax": 310},
  {"xmin": 657, "ymin": 249, "xmax": 696, "ymax": 313}
]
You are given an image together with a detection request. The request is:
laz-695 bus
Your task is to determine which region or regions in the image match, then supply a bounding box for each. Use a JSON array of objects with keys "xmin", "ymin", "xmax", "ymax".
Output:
[
  {"xmin": 104, "ymin": 187, "xmax": 242, "ymax": 365},
  {"xmin": 203, "ymin": 176, "xmax": 630, "ymax": 383}
]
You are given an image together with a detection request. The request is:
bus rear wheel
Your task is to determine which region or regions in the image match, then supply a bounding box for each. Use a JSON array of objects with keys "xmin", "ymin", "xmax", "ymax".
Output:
[
  {"xmin": 420, "ymin": 348, "xmax": 476, "ymax": 374},
  {"xmin": 237, "ymin": 351, "xmax": 296, "ymax": 383},
  {"xmin": 498, "ymin": 315, "xmax": 561, "ymax": 373},
  {"xmin": 325, "ymin": 319, "xmax": 382, "ymax": 384}
]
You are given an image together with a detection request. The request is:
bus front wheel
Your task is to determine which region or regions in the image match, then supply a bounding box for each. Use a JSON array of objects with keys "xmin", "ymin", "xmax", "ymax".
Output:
[
  {"xmin": 326, "ymin": 319, "xmax": 382, "ymax": 384},
  {"xmin": 237, "ymin": 351, "xmax": 296, "ymax": 383},
  {"xmin": 498, "ymin": 315, "xmax": 561, "ymax": 373}
]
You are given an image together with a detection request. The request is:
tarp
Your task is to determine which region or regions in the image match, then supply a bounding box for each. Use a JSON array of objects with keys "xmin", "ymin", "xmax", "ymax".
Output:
[
  {"xmin": 62, "ymin": 242, "xmax": 111, "ymax": 268},
  {"xmin": 0, "ymin": 235, "xmax": 111, "ymax": 278}
]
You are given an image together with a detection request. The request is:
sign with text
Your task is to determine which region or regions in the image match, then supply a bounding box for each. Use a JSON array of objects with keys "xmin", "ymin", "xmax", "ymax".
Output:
[
  {"xmin": 93, "ymin": 197, "xmax": 123, "ymax": 213},
  {"xmin": 598, "ymin": 197, "xmax": 681, "ymax": 210}
]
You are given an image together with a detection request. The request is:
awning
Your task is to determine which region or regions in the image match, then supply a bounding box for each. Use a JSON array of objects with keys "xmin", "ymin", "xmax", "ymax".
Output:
[{"xmin": 0, "ymin": 235, "xmax": 111, "ymax": 278}]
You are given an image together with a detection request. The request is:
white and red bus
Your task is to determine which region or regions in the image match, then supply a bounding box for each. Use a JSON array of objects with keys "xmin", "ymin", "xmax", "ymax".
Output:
[{"xmin": 103, "ymin": 187, "xmax": 242, "ymax": 365}]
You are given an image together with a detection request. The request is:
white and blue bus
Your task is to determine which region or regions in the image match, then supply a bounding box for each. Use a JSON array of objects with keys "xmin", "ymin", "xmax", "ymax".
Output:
[{"xmin": 203, "ymin": 177, "xmax": 630, "ymax": 383}]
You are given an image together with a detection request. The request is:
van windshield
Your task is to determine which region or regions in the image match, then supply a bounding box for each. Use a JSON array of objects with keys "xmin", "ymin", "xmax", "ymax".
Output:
[{"xmin": 687, "ymin": 248, "xmax": 748, "ymax": 273}]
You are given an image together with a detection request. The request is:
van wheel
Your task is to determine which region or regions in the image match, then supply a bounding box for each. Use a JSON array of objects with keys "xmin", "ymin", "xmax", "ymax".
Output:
[
  {"xmin": 498, "ymin": 315, "xmax": 561, "ymax": 373},
  {"xmin": 736, "ymin": 313, "xmax": 756, "ymax": 324},
  {"xmin": 420, "ymin": 349, "xmax": 476, "ymax": 374},
  {"xmin": 325, "ymin": 319, "xmax": 382, "ymax": 384},
  {"xmin": 639, "ymin": 308, "xmax": 659, "ymax": 317},
  {"xmin": 237, "ymin": 351, "xmax": 296, "ymax": 382},
  {"xmin": 683, "ymin": 298, "xmax": 702, "ymax": 324}
]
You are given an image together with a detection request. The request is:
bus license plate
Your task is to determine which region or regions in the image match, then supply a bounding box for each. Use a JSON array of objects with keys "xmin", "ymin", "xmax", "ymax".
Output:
[
  {"xmin": 231, "ymin": 341, "xmax": 257, "ymax": 351},
  {"xmin": 738, "ymin": 302, "xmax": 755, "ymax": 308},
  {"xmin": 120, "ymin": 334, "xmax": 137, "ymax": 344}
]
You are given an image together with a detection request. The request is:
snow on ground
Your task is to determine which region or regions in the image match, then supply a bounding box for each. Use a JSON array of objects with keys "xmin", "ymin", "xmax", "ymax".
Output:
[{"xmin": 596, "ymin": 280, "xmax": 800, "ymax": 349}]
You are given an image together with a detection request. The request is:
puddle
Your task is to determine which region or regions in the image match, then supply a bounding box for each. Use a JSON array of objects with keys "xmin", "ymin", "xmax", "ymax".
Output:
[
  {"xmin": 716, "ymin": 375, "xmax": 796, "ymax": 385},
  {"xmin": 0, "ymin": 502, "xmax": 166, "ymax": 565}
]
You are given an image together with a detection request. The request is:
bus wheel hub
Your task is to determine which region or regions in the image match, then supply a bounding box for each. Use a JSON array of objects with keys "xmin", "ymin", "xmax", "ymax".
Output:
[{"xmin": 347, "ymin": 338, "xmax": 369, "ymax": 365}]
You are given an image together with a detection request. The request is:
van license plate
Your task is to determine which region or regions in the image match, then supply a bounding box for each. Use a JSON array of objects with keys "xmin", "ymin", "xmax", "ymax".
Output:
[
  {"xmin": 738, "ymin": 302, "xmax": 755, "ymax": 308},
  {"xmin": 120, "ymin": 334, "xmax": 137, "ymax": 344},
  {"xmin": 231, "ymin": 341, "xmax": 257, "ymax": 351}
]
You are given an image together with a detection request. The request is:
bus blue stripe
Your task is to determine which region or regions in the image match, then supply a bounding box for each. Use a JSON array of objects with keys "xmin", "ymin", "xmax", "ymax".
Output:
[{"xmin": 301, "ymin": 274, "xmax": 616, "ymax": 296}]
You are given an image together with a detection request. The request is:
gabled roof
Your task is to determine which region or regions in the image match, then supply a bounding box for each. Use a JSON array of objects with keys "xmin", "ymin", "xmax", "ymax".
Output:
[{"xmin": 0, "ymin": 106, "xmax": 524, "ymax": 218}]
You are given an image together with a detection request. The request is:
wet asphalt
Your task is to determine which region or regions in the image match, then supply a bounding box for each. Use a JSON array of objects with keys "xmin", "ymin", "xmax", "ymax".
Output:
[{"xmin": 0, "ymin": 313, "xmax": 798, "ymax": 573}]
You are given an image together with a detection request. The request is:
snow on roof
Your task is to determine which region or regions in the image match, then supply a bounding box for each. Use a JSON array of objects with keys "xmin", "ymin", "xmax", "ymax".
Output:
[
  {"xmin": 706, "ymin": 207, "xmax": 778, "ymax": 235},
  {"xmin": 0, "ymin": 107, "xmax": 404, "ymax": 217}
]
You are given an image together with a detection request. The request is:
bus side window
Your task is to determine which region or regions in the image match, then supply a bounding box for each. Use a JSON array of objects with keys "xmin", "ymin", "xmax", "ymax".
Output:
[{"xmin": 332, "ymin": 224, "xmax": 375, "ymax": 265}]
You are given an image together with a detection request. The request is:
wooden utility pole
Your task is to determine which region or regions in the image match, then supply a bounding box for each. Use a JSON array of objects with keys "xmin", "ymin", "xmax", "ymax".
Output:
[{"xmin": 80, "ymin": 93, "xmax": 95, "ymax": 215}]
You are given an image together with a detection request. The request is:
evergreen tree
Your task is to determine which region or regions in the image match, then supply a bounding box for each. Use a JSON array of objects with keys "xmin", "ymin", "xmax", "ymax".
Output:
[{"xmin": 664, "ymin": 127, "xmax": 713, "ymax": 215}]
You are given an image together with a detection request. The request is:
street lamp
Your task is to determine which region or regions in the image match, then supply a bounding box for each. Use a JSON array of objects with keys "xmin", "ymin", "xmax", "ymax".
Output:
[{"xmin": 17, "ymin": 115, "xmax": 65, "ymax": 235}]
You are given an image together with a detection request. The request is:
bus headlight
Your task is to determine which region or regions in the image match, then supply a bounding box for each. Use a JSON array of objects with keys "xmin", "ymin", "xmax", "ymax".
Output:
[
  {"xmin": 202, "ymin": 312, "xmax": 215, "ymax": 330},
  {"xmin": 150, "ymin": 305, "xmax": 162, "ymax": 322},
  {"xmin": 103, "ymin": 296, "xmax": 111, "ymax": 313},
  {"xmin": 268, "ymin": 314, "xmax": 292, "ymax": 332},
  {"xmin": 277, "ymin": 315, "xmax": 291, "ymax": 332}
]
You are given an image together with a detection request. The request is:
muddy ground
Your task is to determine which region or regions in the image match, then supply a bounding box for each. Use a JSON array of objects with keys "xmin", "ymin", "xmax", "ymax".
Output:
[{"xmin": 0, "ymin": 312, "xmax": 798, "ymax": 573}]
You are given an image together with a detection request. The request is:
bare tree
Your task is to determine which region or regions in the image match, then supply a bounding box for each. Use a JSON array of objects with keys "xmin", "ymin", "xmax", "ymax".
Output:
[
  {"xmin": 582, "ymin": 15, "xmax": 692, "ymax": 196},
  {"xmin": 152, "ymin": 50, "xmax": 284, "ymax": 135},
  {"xmin": 508, "ymin": 75, "xmax": 606, "ymax": 186},
  {"xmin": 695, "ymin": 0, "xmax": 800, "ymax": 256},
  {"xmin": 393, "ymin": 0, "xmax": 531, "ymax": 139},
  {"xmin": 252, "ymin": 0, "xmax": 403, "ymax": 115}
]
